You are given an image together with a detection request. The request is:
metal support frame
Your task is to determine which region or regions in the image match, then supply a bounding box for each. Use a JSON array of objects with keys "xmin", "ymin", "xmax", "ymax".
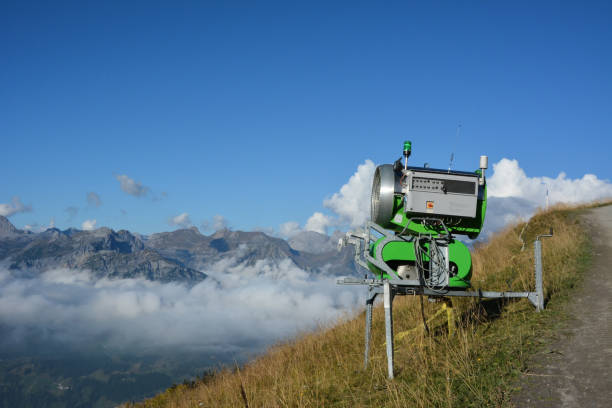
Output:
[
  {"xmin": 339, "ymin": 222, "xmax": 553, "ymax": 379},
  {"xmin": 383, "ymin": 281, "xmax": 394, "ymax": 379},
  {"xmin": 364, "ymin": 287, "xmax": 376, "ymax": 369}
]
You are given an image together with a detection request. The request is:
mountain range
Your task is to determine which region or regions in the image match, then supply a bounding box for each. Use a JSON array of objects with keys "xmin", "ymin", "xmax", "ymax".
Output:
[{"xmin": 0, "ymin": 216, "xmax": 357, "ymax": 281}]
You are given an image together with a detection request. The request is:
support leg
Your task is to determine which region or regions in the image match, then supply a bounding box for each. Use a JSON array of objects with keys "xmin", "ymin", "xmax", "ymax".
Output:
[
  {"xmin": 364, "ymin": 291, "xmax": 375, "ymax": 369},
  {"xmin": 384, "ymin": 281, "xmax": 394, "ymax": 379},
  {"xmin": 534, "ymin": 240, "xmax": 544, "ymax": 312},
  {"xmin": 445, "ymin": 299, "xmax": 455, "ymax": 336}
]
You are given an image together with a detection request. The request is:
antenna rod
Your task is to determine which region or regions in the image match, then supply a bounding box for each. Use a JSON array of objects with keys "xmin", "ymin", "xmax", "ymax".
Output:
[{"xmin": 448, "ymin": 123, "xmax": 461, "ymax": 172}]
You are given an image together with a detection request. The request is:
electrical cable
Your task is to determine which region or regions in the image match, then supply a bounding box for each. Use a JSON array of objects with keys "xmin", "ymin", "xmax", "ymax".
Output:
[
  {"xmin": 414, "ymin": 232, "xmax": 449, "ymax": 295},
  {"xmin": 419, "ymin": 291, "xmax": 430, "ymax": 335}
]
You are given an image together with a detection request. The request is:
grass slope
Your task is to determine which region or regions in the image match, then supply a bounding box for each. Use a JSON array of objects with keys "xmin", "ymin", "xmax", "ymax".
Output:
[{"xmin": 126, "ymin": 203, "xmax": 606, "ymax": 408}]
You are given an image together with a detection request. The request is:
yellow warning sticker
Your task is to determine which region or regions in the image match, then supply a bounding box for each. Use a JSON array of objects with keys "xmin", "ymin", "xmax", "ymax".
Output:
[{"xmin": 426, "ymin": 201, "xmax": 434, "ymax": 212}]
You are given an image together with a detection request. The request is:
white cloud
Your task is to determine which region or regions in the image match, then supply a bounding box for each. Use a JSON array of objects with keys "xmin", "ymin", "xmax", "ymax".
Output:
[
  {"xmin": 81, "ymin": 219, "xmax": 97, "ymax": 231},
  {"xmin": 169, "ymin": 212, "xmax": 192, "ymax": 228},
  {"xmin": 291, "ymin": 157, "xmax": 612, "ymax": 239},
  {"xmin": 304, "ymin": 212, "xmax": 333, "ymax": 234},
  {"xmin": 488, "ymin": 158, "xmax": 612, "ymax": 204},
  {"xmin": 279, "ymin": 221, "xmax": 301, "ymax": 238},
  {"xmin": 0, "ymin": 260, "xmax": 361, "ymax": 355},
  {"xmin": 0, "ymin": 196, "xmax": 32, "ymax": 217},
  {"xmin": 114, "ymin": 174, "xmax": 150, "ymax": 197},
  {"xmin": 212, "ymin": 215, "xmax": 228, "ymax": 230},
  {"xmin": 323, "ymin": 159, "xmax": 376, "ymax": 228},
  {"xmin": 87, "ymin": 192, "xmax": 102, "ymax": 207},
  {"xmin": 281, "ymin": 160, "xmax": 376, "ymax": 237},
  {"xmin": 481, "ymin": 158, "xmax": 612, "ymax": 235},
  {"xmin": 201, "ymin": 215, "xmax": 229, "ymax": 232}
]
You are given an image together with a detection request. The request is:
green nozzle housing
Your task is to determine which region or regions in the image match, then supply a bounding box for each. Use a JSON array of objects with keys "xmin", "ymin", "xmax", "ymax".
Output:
[{"xmin": 403, "ymin": 140, "xmax": 412, "ymax": 157}]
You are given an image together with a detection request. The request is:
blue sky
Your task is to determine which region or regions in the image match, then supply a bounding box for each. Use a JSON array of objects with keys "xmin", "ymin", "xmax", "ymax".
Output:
[{"xmin": 2, "ymin": 1, "xmax": 611, "ymax": 234}]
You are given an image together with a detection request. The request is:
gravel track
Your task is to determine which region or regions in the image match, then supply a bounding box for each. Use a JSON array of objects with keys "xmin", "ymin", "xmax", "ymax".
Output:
[{"xmin": 511, "ymin": 205, "xmax": 612, "ymax": 407}]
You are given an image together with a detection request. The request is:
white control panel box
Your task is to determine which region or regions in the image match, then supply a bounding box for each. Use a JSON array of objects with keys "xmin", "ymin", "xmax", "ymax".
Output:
[{"xmin": 405, "ymin": 169, "xmax": 479, "ymax": 218}]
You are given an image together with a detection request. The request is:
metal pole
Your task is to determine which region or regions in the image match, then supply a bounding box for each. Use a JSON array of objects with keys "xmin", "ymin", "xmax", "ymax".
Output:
[
  {"xmin": 534, "ymin": 239, "xmax": 544, "ymax": 312},
  {"xmin": 384, "ymin": 281, "xmax": 394, "ymax": 379},
  {"xmin": 364, "ymin": 293, "xmax": 374, "ymax": 369}
]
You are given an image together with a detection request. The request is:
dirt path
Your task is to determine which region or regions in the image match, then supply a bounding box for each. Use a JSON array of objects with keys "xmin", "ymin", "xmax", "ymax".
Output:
[{"xmin": 512, "ymin": 205, "xmax": 612, "ymax": 407}]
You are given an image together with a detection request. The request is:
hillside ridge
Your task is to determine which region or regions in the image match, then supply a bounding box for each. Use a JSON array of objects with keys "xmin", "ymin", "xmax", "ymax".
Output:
[{"xmin": 127, "ymin": 202, "xmax": 606, "ymax": 407}]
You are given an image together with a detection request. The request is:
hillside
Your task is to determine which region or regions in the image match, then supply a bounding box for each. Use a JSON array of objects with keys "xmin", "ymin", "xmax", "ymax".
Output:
[{"xmin": 127, "ymin": 202, "xmax": 608, "ymax": 407}]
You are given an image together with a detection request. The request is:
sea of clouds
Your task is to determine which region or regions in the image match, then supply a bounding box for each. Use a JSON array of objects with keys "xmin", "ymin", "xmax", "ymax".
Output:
[{"xmin": 0, "ymin": 254, "xmax": 361, "ymax": 357}]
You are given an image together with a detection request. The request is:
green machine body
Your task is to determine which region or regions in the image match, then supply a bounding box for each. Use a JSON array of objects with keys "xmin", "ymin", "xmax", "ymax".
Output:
[{"xmin": 367, "ymin": 142, "xmax": 488, "ymax": 289}]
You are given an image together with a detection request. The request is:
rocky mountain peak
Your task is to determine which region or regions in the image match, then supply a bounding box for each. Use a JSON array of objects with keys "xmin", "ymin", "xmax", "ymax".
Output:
[
  {"xmin": 0, "ymin": 216, "xmax": 19, "ymax": 235},
  {"xmin": 81, "ymin": 228, "xmax": 144, "ymax": 253},
  {"xmin": 288, "ymin": 230, "xmax": 335, "ymax": 254},
  {"xmin": 211, "ymin": 228, "xmax": 231, "ymax": 239},
  {"xmin": 0, "ymin": 220, "xmax": 358, "ymax": 282}
]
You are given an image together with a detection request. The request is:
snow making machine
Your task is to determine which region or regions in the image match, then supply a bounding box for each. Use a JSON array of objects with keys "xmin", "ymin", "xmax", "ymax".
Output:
[
  {"xmin": 340, "ymin": 141, "xmax": 488, "ymax": 290},
  {"xmin": 365, "ymin": 140, "xmax": 487, "ymax": 288},
  {"xmin": 338, "ymin": 141, "xmax": 551, "ymax": 379}
]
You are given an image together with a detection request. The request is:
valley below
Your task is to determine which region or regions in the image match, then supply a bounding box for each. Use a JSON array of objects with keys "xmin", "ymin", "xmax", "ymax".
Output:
[{"xmin": 0, "ymin": 216, "xmax": 361, "ymax": 407}]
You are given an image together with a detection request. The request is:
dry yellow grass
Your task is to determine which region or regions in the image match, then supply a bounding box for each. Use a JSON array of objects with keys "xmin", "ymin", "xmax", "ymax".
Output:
[{"xmin": 127, "ymin": 201, "xmax": 608, "ymax": 408}]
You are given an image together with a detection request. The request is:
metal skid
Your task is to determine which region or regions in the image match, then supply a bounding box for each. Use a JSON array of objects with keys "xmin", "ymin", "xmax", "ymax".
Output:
[{"xmin": 338, "ymin": 222, "xmax": 553, "ymax": 379}]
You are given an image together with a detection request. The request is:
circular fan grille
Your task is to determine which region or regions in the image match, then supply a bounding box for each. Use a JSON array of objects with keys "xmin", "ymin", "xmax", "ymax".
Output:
[
  {"xmin": 370, "ymin": 168, "xmax": 382, "ymax": 222},
  {"xmin": 370, "ymin": 164, "xmax": 396, "ymax": 226}
]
